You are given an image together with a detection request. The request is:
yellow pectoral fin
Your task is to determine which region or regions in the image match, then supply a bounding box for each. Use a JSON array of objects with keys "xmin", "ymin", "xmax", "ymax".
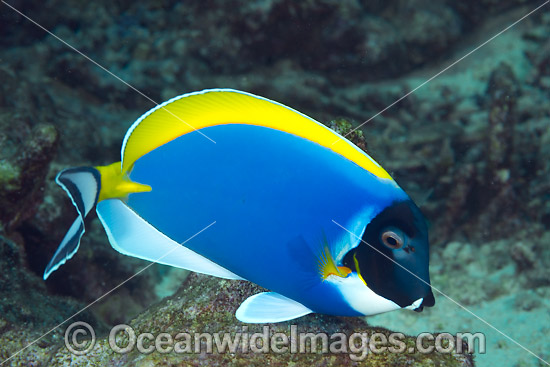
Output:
[
  {"xmin": 96, "ymin": 162, "xmax": 151, "ymax": 202},
  {"xmin": 318, "ymin": 245, "xmax": 351, "ymax": 280},
  {"xmin": 337, "ymin": 266, "xmax": 352, "ymax": 278}
]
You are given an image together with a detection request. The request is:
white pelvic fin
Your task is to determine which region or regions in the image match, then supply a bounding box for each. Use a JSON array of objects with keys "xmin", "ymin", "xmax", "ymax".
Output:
[
  {"xmin": 96, "ymin": 199, "xmax": 243, "ymax": 280},
  {"xmin": 235, "ymin": 292, "xmax": 312, "ymax": 323},
  {"xmin": 44, "ymin": 167, "xmax": 101, "ymax": 280}
]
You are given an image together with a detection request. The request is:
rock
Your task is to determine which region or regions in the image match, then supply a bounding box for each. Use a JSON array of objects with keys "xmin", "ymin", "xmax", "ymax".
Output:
[
  {"xmin": 5, "ymin": 0, "xmax": 534, "ymax": 106},
  {"xmin": 2, "ymin": 1, "xmax": 550, "ymax": 366},
  {"xmin": 329, "ymin": 118, "xmax": 367, "ymax": 151},
  {"xmin": 0, "ymin": 120, "xmax": 59, "ymax": 231},
  {"xmin": 0, "ymin": 235, "xmax": 97, "ymax": 366},
  {"xmin": 43, "ymin": 273, "xmax": 473, "ymax": 366}
]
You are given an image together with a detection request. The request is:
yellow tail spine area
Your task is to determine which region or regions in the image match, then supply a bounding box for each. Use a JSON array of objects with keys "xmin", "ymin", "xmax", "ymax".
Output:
[{"xmin": 96, "ymin": 162, "xmax": 151, "ymax": 202}]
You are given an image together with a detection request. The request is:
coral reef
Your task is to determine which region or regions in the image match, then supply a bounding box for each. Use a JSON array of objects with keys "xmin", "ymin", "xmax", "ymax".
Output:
[
  {"xmin": 0, "ymin": 234, "xmax": 98, "ymax": 366},
  {"xmin": 0, "ymin": 123, "xmax": 58, "ymax": 230},
  {"xmin": 22, "ymin": 274, "xmax": 472, "ymax": 366},
  {"xmin": 1, "ymin": 0, "xmax": 549, "ymax": 366},
  {"xmin": 0, "ymin": 0, "xmax": 541, "ymax": 107},
  {"xmin": 0, "ymin": 67, "xmax": 60, "ymax": 231}
]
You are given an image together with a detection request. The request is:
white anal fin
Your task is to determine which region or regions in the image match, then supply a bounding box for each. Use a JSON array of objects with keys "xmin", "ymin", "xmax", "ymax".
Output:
[
  {"xmin": 96, "ymin": 199, "xmax": 243, "ymax": 280},
  {"xmin": 236, "ymin": 292, "xmax": 312, "ymax": 323}
]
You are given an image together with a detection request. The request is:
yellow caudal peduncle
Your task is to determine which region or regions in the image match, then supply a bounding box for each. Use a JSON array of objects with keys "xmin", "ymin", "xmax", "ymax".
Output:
[{"xmin": 96, "ymin": 162, "xmax": 151, "ymax": 202}]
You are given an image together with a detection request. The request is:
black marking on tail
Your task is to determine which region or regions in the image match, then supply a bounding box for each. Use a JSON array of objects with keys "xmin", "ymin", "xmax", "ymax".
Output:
[
  {"xmin": 43, "ymin": 166, "xmax": 101, "ymax": 280},
  {"xmin": 56, "ymin": 167, "xmax": 101, "ymax": 216},
  {"xmin": 43, "ymin": 220, "xmax": 84, "ymax": 279}
]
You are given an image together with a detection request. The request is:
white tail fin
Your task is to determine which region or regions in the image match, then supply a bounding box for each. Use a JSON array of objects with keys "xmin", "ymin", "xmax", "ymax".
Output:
[{"xmin": 43, "ymin": 167, "xmax": 101, "ymax": 280}]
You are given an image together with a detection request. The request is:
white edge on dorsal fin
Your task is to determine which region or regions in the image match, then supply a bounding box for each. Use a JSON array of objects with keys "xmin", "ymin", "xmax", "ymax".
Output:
[
  {"xmin": 95, "ymin": 199, "xmax": 243, "ymax": 280},
  {"xmin": 235, "ymin": 292, "xmax": 313, "ymax": 323}
]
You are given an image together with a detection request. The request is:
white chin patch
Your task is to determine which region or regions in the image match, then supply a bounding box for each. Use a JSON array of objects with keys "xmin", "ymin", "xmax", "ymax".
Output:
[
  {"xmin": 404, "ymin": 298, "xmax": 423, "ymax": 311},
  {"xmin": 326, "ymin": 273, "xmax": 401, "ymax": 316}
]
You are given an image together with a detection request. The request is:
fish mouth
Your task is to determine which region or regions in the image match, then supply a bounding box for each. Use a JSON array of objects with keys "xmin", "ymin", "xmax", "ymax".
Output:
[
  {"xmin": 409, "ymin": 290, "xmax": 435, "ymax": 312},
  {"xmin": 404, "ymin": 298, "xmax": 423, "ymax": 311}
]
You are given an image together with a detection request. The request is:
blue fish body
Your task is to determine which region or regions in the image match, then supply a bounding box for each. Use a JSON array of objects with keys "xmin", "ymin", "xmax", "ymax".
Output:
[
  {"xmin": 128, "ymin": 124, "xmax": 406, "ymax": 315},
  {"xmin": 45, "ymin": 89, "xmax": 435, "ymax": 322}
]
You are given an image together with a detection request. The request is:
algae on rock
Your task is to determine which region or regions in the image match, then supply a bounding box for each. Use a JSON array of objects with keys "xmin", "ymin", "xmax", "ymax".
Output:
[{"xmin": 42, "ymin": 273, "xmax": 474, "ymax": 367}]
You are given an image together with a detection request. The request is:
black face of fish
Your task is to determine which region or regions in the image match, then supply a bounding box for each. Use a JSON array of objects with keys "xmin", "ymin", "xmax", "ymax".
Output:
[{"xmin": 344, "ymin": 200, "xmax": 435, "ymax": 311}]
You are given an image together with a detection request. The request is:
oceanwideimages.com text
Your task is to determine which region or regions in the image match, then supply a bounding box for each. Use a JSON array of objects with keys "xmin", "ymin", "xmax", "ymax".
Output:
[{"xmin": 65, "ymin": 321, "xmax": 485, "ymax": 361}]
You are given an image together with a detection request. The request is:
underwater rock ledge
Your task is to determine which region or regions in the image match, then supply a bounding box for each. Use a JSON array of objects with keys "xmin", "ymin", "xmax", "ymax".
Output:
[{"xmin": 44, "ymin": 273, "xmax": 473, "ymax": 367}]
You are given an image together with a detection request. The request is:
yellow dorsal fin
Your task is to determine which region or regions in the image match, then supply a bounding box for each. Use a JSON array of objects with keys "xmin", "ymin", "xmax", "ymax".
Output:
[
  {"xmin": 96, "ymin": 162, "xmax": 151, "ymax": 202},
  {"xmin": 120, "ymin": 89, "xmax": 391, "ymax": 179},
  {"xmin": 318, "ymin": 245, "xmax": 352, "ymax": 280}
]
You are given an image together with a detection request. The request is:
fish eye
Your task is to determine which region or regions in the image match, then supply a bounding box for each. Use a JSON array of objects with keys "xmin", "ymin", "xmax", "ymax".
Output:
[{"xmin": 381, "ymin": 228, "xmax": 405, "ymax": 249}]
